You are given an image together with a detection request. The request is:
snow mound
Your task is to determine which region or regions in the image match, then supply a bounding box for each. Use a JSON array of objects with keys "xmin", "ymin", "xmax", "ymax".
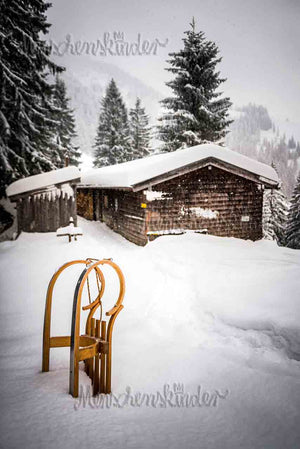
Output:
[{"xmin": 0, "ymin": 218, "xmax": 299, "ymax": 449}]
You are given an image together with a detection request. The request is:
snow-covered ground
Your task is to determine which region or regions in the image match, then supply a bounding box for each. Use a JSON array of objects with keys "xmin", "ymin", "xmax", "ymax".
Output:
[{"xmin": 0, "ymin": 218, "xmax": 300, "ymax": 449}]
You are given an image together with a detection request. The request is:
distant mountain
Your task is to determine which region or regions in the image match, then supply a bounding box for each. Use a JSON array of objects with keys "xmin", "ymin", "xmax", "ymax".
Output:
[
  {"xmin": 272, "ymin": 117, "xmax": 300, "ymax": 143},
  {"xmin": 56, "ymin": 55, "xmax": 163, "ymax": 155},
  {"xmin": 226, "ymin": 104, "xmax": 300, "ymax": 197}
]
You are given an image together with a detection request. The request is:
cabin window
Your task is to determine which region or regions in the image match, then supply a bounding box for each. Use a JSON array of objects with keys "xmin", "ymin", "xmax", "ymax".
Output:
[{"xmin": 114, "ymin": 198, "xmax": 118, "ymax": 211}]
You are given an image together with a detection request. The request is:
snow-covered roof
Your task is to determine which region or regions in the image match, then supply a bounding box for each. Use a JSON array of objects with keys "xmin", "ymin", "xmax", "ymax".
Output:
[
  {"xmin": 6, "ymin": 166, "xmax": 81, "ymax": 198},
  {"xmin": 80, "ymin": 144, "xmax": 279, "ymax": 190}
]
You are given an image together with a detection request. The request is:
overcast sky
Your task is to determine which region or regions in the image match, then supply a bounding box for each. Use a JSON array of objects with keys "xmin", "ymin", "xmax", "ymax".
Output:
[{"xmin": 47, "ymin": 0, "xmax": 300, "ymax": 121}]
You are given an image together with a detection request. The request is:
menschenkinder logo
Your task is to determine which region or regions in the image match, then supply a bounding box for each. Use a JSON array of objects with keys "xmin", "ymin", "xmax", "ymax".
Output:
[
  {"xmin": 23, "ymin": 32, "xmax": 169, "ymax": 57},
  {"xmin": 74, "ymin": 383, "xmax": 229, "ymax": 410}
]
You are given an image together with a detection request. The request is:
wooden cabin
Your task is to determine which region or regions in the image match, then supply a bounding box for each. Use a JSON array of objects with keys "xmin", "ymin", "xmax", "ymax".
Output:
[
  {"xmin": 77, "ymin": 144, "xmax": 279, "ymax": 246},
  {"xmin": 6, "ymin": 167, "xmax": 81, "ymax": 234}
]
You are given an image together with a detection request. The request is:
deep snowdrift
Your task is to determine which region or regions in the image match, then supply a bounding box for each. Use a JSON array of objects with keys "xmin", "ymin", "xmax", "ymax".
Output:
[{"xmin": 0, "ymin": 218, "xmax": 299, "ymax": 449}]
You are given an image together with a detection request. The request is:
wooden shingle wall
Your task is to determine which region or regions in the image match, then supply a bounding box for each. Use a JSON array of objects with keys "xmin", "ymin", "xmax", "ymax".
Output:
[
  {"xmin": 77, "ymin": 188, "xmax": 147, "ymax": 245},
  {"xmin": 146, "ymin": 166, "xmax": 263, "ymax": 241},
  {"xmin": 101, "ymin": 189, "xmax": 147, "ymax": 245}
]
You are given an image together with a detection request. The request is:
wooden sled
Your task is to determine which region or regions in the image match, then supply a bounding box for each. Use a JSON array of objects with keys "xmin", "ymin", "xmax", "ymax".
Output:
[{"xmin": 42, "ymin": 258, "xmax": 125, "ymax": 398}]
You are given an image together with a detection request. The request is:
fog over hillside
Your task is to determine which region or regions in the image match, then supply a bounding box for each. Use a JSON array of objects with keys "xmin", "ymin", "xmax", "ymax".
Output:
[
  {"xmin": 226, "ymin": 105, "xmax": 300, "ymax": 197},
  {"xmin": 57, "ymin": 56, "xmax": 300, "ymax": 196},
  {"xmin": 58, "ymin": 56, "xmax": 163, "ymax": 154}
]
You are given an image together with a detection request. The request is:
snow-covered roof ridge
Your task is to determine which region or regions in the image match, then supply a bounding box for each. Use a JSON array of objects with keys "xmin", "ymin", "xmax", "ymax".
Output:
[
  {"xmin": 80, "ymin": 144, "xmax": 279, "ymax": 189},
  {"xmin": 6, "ymin": 166, "xmax": 81, "ymax": 198}
]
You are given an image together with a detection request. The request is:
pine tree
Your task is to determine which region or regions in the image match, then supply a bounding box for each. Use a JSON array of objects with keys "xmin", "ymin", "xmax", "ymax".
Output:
[
  {"xmin": 0, "ymin": 0, "xmax": 64, "ymax": 196},
  {"xmin": 285, "ymin": 174, "xmax": 300, "ymax": 249},
  {"xmin": 129, "ymin": 98, "xmax": 151, "ymax": 159},
  {"xmin": 50, "ymin": 76, "xmax": 81, "ymax": 167},
  {"xmin": 157, "ymin": 18, "xmax": 232, "ymax": 152},
  {"xmin": 263, "ymin": 187, "xmax": 289, "ymax": 245},
  {"xmin": 93, "ymin": 79, "xmax": 131, "ymax": 167},
  {"xmin": 288, "ymin": 136, "xmax": 296, "ymax": 149}
]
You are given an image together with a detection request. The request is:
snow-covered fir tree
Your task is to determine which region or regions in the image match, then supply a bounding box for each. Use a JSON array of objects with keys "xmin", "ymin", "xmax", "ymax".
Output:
[
  {"xmin": 157, "ymin": 18, "xmax": 232, "ymax": 152},
  {"xmin": 93, "ymin": 79, "xmax": 131, "ymax": 167},
  {"xmin": 0, "ymin": 0, "xmax": 64, "ymax": 196},
  {"xmin": 288, "ymin": 136, "xmax": 296, "ymax": 150},
  {"xmin": 226, "ymin": 104, "xmax": 300, "ymax": 198},
  {"xmin": 129, "ymin": 98, "xmax": 151, "ymax": 159},
  {"xmin": 50, "ymin": 76, "xmax": 81, "ymax": 167},
  {"xmin": 285, "ymin": 174, "xmax": 300, "ymax": 249},
  {"xmin": 263, "ymin": 185, "xmax": 289, "ymax": 245}
]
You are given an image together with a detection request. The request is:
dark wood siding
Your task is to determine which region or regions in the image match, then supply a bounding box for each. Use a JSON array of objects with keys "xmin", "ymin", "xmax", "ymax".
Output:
[
  {"xmin": 77, "ymin": 165, "xmax": 263, "ymax": 245},
  {"xmin": 146, "ymin": 166, "xmax": 263, "ymax": 241},
  {"xmin": 77, "ymin": 189, "xmax": 94, "ymax": 220},
  {"xmin": 77, "ymin": 188, "xmax": 148, "ymax": 245},
  {"xmin": 102, "ymin": 190, "xmax": 147, "ymax": 245}
]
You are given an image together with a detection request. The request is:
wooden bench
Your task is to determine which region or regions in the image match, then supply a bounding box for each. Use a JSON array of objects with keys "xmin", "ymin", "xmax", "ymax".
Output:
[{"xmin": 56, "ymin": 217, "xmax": 82, "ymax": 242}]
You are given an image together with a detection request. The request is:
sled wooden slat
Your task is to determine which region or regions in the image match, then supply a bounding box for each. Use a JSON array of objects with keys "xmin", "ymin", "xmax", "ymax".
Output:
[
  {"xmin": 78, "ymin": 345, "xmax": 97, "ymax": 362},
  {"xmin": 50, "ymin": 336, "xmax": 71, "ymax": 347},
  {"xmin": 93, "ymin": 320, "xmax": 101, "ymax": 396},
  {"xmin": 89, "ymin": 318, "xmax": 96, "ymax": 380}
]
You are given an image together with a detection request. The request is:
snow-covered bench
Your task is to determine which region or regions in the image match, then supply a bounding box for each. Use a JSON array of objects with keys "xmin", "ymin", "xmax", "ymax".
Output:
[
  {"xmin": 147, "ymin": 228, "xmax": 208, "ymax": 241},
  {"xmin": 56, "ymin": 217, "xmax": 82, "ymax": 242},
  {"xmin": 147, "ymin": 228, "xmax": 208, "ymax": 236}
]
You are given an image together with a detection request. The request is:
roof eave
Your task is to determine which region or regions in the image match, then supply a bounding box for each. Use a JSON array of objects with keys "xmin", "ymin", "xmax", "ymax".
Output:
[
  {"xmin": 131, "ymin": 158, "xmax": 279, "ymax": 191},
  {"xmin": 8, "ymin": 177, "xmax": 81, "ymax": 201},
  {"xmin": 77, "ymin": 184, "xmax": 133, "ymax": 191},
  {"xmin": 258, "ymin": 176, "xmax": 279, "ymax": 188}
]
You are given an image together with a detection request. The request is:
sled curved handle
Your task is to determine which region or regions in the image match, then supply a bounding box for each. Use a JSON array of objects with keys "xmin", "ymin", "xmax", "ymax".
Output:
[
  {"xmin": 106, "ymin": 304, "xmax": 122, "ymax": 316},
  {"xmin": 82, "ymin": 297, "xmax": 100, "ymax": 311},
  {"xmin": 81, "ymin": 266, "xmax": 105, "ymax": 311}
]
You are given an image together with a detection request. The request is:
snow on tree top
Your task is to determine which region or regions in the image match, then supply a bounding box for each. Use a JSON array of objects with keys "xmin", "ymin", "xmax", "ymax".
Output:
[
  {"xmin": 81, "ymin": 144, "xmax": 279, "ymax": 189},
  {"xmin": 6, "ymin": 166, "xmax": 81, "ymax": 198}
]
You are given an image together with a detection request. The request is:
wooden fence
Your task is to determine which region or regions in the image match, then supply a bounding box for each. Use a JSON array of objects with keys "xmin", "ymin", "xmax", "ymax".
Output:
[{"xmin": 17, "ymin": 192, "xmax": 77, "ymax": 233}]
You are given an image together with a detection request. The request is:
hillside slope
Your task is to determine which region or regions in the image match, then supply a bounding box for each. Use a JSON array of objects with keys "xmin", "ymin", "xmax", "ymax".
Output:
[{"xmin": 58, "ymin": 56, "xmax": 163, "ymax": 154}]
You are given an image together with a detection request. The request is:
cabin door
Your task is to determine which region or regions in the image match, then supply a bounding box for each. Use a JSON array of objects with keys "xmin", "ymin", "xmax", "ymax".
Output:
[{"xmin": 112, "ymin": 194, "xmax": 119, "ymax": 230}]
